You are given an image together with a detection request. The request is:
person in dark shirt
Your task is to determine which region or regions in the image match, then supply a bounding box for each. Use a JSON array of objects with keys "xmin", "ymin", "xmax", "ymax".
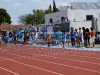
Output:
[
  {"xmin": 4, "ymin": 34, "xmax": 9, "ymax": 45},
  {"xmin": 13, "ymin": 32, "xmax": 17, "ymax": 45},
  {"xmin": 82, "ymin": 27, "xmax": 86, "ymax": 47},
  {"xmin": 84, "ymin": 28, "xmax": 90, "ymax": 47}
]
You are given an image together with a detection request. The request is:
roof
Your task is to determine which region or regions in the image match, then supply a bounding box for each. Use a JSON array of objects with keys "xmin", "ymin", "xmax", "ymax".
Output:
[
  {"xmin": 70, "ymin": 2, "xmax": 100, "ymax": 9},
  {"xmin": 0, "ymin": 24, "xmax": 31, "ymax": 31},
  {"xmin": 59, "ymin": 2, "xmax": 100, "ymax": 11}
]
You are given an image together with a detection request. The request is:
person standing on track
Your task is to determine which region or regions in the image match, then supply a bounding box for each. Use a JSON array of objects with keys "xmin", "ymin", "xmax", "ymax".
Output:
[
  {"xmin": 21, "ymin": 32, "xmax": 25, "ymax": 45},
  {"xmin": 70, "ymin": 27, "xmax": 76, "ymax": 47},
  {"xmin": 4, "ymin": 34, "xmax": 9, "ymax": 45},
  {"xmin": 82, "ymin": 27, "xmax": 86, "ymax": 47},
  {"xmin": 78, "ymin": 27, "xmax": 82, "ymax": 47},
  {"xmin": 62, "ymin": 31, "xmax": 67, "ymax": 48},
  {"xmin": 84, "ymin": 28, "xmax": 90, "ymax": 47},
  {"xmin": 13, "ymin": 32, "xmax": 17, "ymax": 45},
  {"xmin": 0, "ymin": 34, "xmax": 2, "ymax": 46},
  {"xmin": 46, "ymin": 34, "xmax": 51, "ymax": 47},
  {"xmin": 90, "ymin": 27, "xmax": 96, "ymax": 48}
]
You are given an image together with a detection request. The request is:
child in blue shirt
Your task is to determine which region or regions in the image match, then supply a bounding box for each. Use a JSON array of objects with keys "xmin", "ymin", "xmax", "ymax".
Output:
[
  {"xmin": 21, "ymin": 32, "xmax": 24, "ymax": 45},
  {"xmin": 13, "ymin": 32, "xmax": 17, "ymax": 45},
  {"xmin": 62, "ymin": 31, "xmax": 67, "ymax": 48},
  {"xmin": 4, "ymin": 34, "xmax": 9, "ymax": 44},
  {"xmin": 0, "ymin": 35, "xmax": 2, "ymax": 46}
]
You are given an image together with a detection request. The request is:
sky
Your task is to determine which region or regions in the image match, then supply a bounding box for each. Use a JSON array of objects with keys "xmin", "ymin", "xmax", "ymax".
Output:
[{"xmin": 0, "ymin": 0, "xmax": 99, "ymax": 25}]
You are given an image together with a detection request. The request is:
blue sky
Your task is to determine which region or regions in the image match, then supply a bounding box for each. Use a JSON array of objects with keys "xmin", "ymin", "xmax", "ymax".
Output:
[{"xmin": 0, "ymin": 0, "xmax": 99, "ymax": 25}]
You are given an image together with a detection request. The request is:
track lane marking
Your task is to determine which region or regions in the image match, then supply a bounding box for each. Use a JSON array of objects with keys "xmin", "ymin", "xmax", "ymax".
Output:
[
  {"xmin": 0, "ymin": 66, "xmax": 19, "ymax": 75},
  {"xmin": 2, "ymin": 51, "xmax": 100, "ymax": 66},
  {"xmin": 0, "ymin": 52, "xmax": 100, "ymax": 74},
  {"xmin": 0, "ymin": 57, "xmax": 64, "ymax": 75}
]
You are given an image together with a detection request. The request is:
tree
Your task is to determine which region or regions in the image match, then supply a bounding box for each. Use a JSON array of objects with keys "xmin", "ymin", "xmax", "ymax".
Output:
[
  {"xmin": 45, "ymin": 4, "xmax": 53, "ymax": 14},
  {"xmin": 48, "ymin": 4, "xmax": 53, "ymax": 13},
  {"xmin": 18, "ymin": 9, "xmax": 45, "ymax": 24},
  {"xmin": 53, "ymin": 0, "xmax": 60, "ymax": 12},
  {"xmin": 32, "ymin": 9, "xmax": 45, "ymax": 24},
  {"xmin": 18, "ymin": 14, "xmax": 34, "ymax": 24},
  {"xmin": 0, "ymin": 8, "xmax": 12, "ymax": 25}
]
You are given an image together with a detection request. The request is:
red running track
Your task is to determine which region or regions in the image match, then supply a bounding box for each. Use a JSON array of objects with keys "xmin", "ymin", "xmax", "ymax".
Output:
[{"xmin": 0, "ymin": 45, "xmax": 100, "ymax": 75}]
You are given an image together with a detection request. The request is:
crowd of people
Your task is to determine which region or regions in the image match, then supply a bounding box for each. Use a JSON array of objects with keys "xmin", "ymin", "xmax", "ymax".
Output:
[
  {"xmin": 0, "ymin": 26, "xmax": 96, "ymax": 48},
  {"xmin": 69, "ymin": 27, "xmax": 95, "ymax": 48}
]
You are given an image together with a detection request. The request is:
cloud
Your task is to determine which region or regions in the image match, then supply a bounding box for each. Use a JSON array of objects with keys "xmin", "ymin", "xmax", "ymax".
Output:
[
  {"xmin": 31, "ymin": 0, "xmax": 71, "ymax": 10},
  {"xmin": 71, "ymin": 0, "xmax": 75, "ymax": 2},
  {"xmin": 1, "ymin": 0, "xmax": 11, "ymax": 2},
  {"xmin": 13, "ymin": 3, "xmax": 21, "ymax": 7},
  {"xmin": 31, "ymin": 0, "xmax": 42, "ymax": 2},
  {"xmin": 34, "ymin": 0, "xmax": 70, "ymax": 10}
]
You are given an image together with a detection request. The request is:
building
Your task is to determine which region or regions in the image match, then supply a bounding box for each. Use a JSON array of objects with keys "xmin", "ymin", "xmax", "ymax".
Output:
[{"xmin": 45, "ymin": 2, "xmax": 100, "ymax": 31}]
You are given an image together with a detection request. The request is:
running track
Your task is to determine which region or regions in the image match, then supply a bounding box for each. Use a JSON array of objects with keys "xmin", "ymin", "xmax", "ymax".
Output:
[{"xmin": 0, "ymin": 45, "xmax": 100, "ymax": 75}]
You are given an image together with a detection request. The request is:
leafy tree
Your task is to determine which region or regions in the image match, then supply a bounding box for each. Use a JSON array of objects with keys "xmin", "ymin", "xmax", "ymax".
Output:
[
  {"xmin": 53, "ymin": 0, "xmax": 60, "ymax": 12},
  {"xmin": 18, "ymin": 14, "xmax": 28, "ymax": 24},
  {"xmin": 45, "ymin": 4, "xmax": 53, "ymax": 14},
  {"xmin": 48, "ymin": 4, "xmax": 53, "ymax": 13},
  {"xmin": 18, "ymin": 9, "xmax": 45, "ymax": 24},
  {"xmin": 0, "ymin": 8, "xmax": 12, "ymax": 25},
  {"xmin": 18, "ymin": 0, "xmax": 60, "ymax": 25}
]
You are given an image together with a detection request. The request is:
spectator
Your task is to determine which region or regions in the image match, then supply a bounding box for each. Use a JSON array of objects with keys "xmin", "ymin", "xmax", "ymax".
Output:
[
  {"xmin": 90, "ymin": 27, "xmax": 96, "ymax": 48},
  {"xmin": 46, "ymin": 34, "xmax": 51, "ymax": 47},
  {"xmin": 84, "ymin": 28, "xmax": 90, "ymax": 47},
  {"xmin": 0, "ymin": 34, "xmax": 2, "ymax": 46},
  {"xmin": 75, "ymin": 29, "xmax": 80, "ymax": 47},
  {"xmin": 4, "ymin": 34, "xmax": 9, "ymax": 45},
  {"xmin": 78, "ymin": 27, "xmax": 82, "ymax": 46},
  {"xmin": 70, "ymin": 27, "xmax": 76, "ymax": 47},
  {"xmin": 82, "ymin": 27, "xmax": 86, "ymax": 47},
  {"xmin": 62, "ymin": 31, "xmax": 67, "ymax": 48}
]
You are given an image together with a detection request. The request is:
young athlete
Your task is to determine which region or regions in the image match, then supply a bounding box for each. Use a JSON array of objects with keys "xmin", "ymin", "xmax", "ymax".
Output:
[
  {"xmin": 21, "ymin": 32, "xmax": 25, "ymax": 45},
  {"xmin": 13, "ymin": 32, "xmax": 17, "ymax": 45},
  {"xmin": 90, "ymin": 27, "xmax": 96, "ymax": 48},
  {"xmin": 46, "ymin": 34, "xmax": 51, "ymax": 47},
  {"xmin": 0, "ymin": 34, "xmax": 2, "ymax": 46},
  {"xmin": 62, "ymin": 31, "xmax": 67, "ymax": 48},
  {"xmin": 4, "ymin": 34, "xmax": 9, "ymax": 45}
]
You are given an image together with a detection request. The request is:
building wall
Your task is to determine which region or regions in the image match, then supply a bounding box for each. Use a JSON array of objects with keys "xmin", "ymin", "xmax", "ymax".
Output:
[
  {"xmin": 68, "ymin": 9, "xmax": 100, "ymax": 21},
  {"xmin": 70, "ymin": 21, "xmax": 92, "ymax": 29},
  {"xmin": 70, "ymin": 21, "xmax": 93, "ymax": 43},
  {"xmin": 45, "ymin": 11, "xmax": 67, "ymax": 25},
  {"xmin": 97, "ymin": 13, "xmax": 100, "ymax": 31}
]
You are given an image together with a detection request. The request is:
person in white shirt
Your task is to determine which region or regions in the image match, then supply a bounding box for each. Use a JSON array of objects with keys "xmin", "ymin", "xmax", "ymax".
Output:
[
  {"xmin": 78, "ymin": 27, "xmax": 83, "ymax": 46},
  {"xmin": 34, "ymin": 31, "xmax": 38, "ymax": 44},
  {"xmin": 75, "ymin": 29, "xmax": 79, "ymax": 47},
  {"xmin": 6, "ymin": 29, "xmax": 10, "ymax": 37}
]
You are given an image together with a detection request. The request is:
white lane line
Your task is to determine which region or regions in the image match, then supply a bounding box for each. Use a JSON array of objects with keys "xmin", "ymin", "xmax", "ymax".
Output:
[
  {"xmin": 0, "ymin": 66, "xmax": 19, "ymax": 75},
  {"xmin": 2, "ymin": 52, "xmax": 100, "ymax": 74},
  {"xmin": 0, "ymin": 57, "xmax": 63, "ymax": 75},
  {"xmin": 1, "ymin": 51, "xmax": 100, "ymax": 66},
  {"xmin": 10, "ymin": 51, "xmax": 99, "ymax": 60}
]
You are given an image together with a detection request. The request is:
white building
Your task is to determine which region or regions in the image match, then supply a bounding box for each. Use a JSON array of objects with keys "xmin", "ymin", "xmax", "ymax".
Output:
[{"xmin": 45, "ymin": 2, "xmax": 100, "ymax": 31}]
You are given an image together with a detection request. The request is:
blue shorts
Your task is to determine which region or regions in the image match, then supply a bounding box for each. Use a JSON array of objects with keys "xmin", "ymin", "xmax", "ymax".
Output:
[
  {"xmin": 76, "ymin": 36, "xmax": 79, "ymax": 40},
  {"xmin": 62, "ymin": 41, "xmax": 66, "ymax": 44},
  {"xmin": 5, "ymin": 41, "xmax": 8, "ymax": 43},
  {"xmin": 71, "ymin": 38, "xmax": 75, "ymax": 42},
  {"xmin": 79, "ymin": 37, "xmax": 82, "ymax": 42}
]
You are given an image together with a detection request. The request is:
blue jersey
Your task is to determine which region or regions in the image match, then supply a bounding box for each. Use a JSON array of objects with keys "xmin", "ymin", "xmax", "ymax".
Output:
[
  {"xmin": 56, "ymin": 31, "xmax": 62, "ymax": 39},
  {"xmin": 14, "ymin": 33, "xmax": 17, "ymax": 38},
  {"xmin": 70, "ymin": 30, "xmax": 76, "ymax": 38},
  {"xmin": 4, "ymin": 36, "xmax": 9, "ymax": 42},
  {"xmin": 62, "ymin": 34, "xmax": 67, "ymax": 41}
]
